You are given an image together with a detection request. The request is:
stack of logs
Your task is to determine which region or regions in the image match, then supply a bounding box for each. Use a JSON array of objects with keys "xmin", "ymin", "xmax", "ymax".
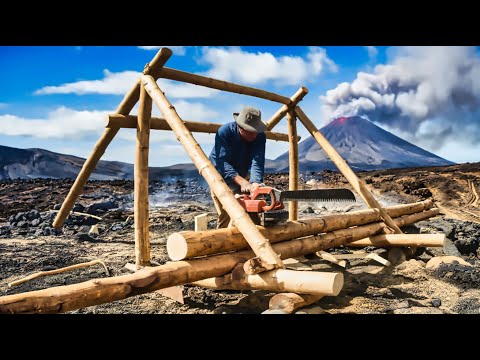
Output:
[
  {"xmin": 165, "ymin": 198, "xmax": 443, "ymax": 313},
  {"xmin": 0, "ymin": 199, "xmax": 443, "ymax": 314}
]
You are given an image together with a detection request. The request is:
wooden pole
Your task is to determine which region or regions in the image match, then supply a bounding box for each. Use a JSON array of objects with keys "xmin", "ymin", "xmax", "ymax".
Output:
[
  {"xmin": 294, "ymin": 106, "xmax": 403, "ymax": 234},
  {"xmin": 393, "ymin": 208, "xmax": 439, "ymax": 227},
  {"xmin": 0, "ymin": 222, "xmax": 384, "ymax": 314},
  {"xmin": 287, "ymin": 110, "xmax": 299, "ymax": 221},
  {"xmin": 134, "ymin": 83, "xmax": 152, "ymax": 267},
  {"xmin": 192, "ymin": 269, "xmax": 343, "ymax": 296},
  {"xmin": 348, "ymin": 233, "xmax": 445, "ymax": 248},
  {"xmin": 167, "ymin": 208, "xmax": 382, "ymax": 260},
  {"xmin": 158, "ymin": 67, "xmax": 291, "ymax": 104},
  {"xmin": 52, "ymin": 48, "xmax": 173, "ymax": 229},
  {"xmin": 106, "ymin": 114, "xmax": 300, "ymax": 143},
  {"xmin": 265, "ymin": 87, "xmax": 308, "ymax": 131},
  {"xmin": 385, "ymin": 199, "xmax": 433, "ymax": 218},
  {"xmin": 269, "ymin": 293, "xmax": 323, "ymax": 314},
  {"xmin": 8, "ymin": 260, "xmax": 109, "ymax": 287},
  {"xmin": 142, "ymin": 75, "xmax": 283, "ymax": 271}
]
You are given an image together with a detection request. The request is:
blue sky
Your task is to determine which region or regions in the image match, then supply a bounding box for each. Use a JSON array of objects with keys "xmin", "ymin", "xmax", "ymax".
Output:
[{"xmin": 1, "ymin": 46, "xmax": 479, "ymax": 166}]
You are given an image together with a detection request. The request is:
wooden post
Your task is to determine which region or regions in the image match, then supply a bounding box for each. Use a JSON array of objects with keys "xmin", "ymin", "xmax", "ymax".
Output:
[
  {"xmin": 265, "ymin": 87, "xmax": 308, "ymax": 131},
  {"xmin": 194, "ymin": 214, "xmax": 208, "ymax": 232},
  {"xmin": 191, "ymin": 269, "xmax": 343, "ymax": 296},
  {"xmin": 105, "ymin": 114, "xmax": 300, "ymax": 143},
  {"xmin": 167, "ymin": 208, "xmax": 382, "ymax": 260},
  {"xmin": 159, "ymin": 67, "xmax": 291, "ymax": 104},
  {"xmin": 294, "ymin": 106, "xmax": 403, "ymax": 234},
  {"xmin": 142, "ymin": 75, "xmax": 283, "ymax": 271},
  {"xmin": 52, "ymin": 48, "xmax": 173, "ymax": 229},
  {"xmin": 269, "ymin": 293, "xmax": 323, "ymax": 314},
  {"xmin": 287, "ymin": 110, "xmax": 299, "ymax": 221},
  {"xmin": 134, "ymin": 83, "xmax": 152, "ymax": 267},
  {"xmin": 0, "ymin": 222, "xmax": 384, "ymax": 314}
]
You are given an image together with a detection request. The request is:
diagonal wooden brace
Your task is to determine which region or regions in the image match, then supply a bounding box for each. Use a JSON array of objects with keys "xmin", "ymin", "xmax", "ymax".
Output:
[
  {"xmin": 265, "ymin": 86, "xmax": 309, "ymax": 131},
  {"xmin": 141, "ymin": 75, "xmax": 283, "ymax": 271}
]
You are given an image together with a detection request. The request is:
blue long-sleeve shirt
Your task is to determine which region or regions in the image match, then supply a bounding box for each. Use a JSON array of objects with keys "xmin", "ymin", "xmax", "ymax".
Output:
[{"xmin": 209, "ymin": 122, "xmax": 266, "ymax": 192}]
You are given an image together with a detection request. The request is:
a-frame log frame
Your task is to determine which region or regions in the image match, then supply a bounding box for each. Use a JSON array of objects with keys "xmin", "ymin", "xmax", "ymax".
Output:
[{"xmin": 52, "ymin": 47, "xmax": 402, "ymax": 272}]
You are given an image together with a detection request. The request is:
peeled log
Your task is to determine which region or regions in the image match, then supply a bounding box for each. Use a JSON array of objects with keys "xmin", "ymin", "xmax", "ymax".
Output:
[
  {"xmin": 385, "ymin": 199, "xmax": 433, "ymax": 218},
  {"xmin": 269, "ymin": 293, "xmax": 323, "ymax": 314},
  {"xmin": 167, "ymin": 208, "xmax": 382, "ymax": 260},
  {"xmin": 192, "ymin": 269, "xmax": 343, "ymax": 296},
  {"xmin": 348, "ymin": 233, "xmax": 445, "ymax": 248},
  {"xmin": 394, "ymin": 208, "xmax": 439, "ymax": 227},
  {"xmin": 0, "ymin": 222, "xmax": 384, "ymax": 314}
]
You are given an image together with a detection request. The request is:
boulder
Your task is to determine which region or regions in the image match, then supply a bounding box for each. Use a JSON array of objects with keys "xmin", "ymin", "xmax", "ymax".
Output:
[{"xmin": 426, "ymin": 256, "xmax": 472, "ymax": 271}]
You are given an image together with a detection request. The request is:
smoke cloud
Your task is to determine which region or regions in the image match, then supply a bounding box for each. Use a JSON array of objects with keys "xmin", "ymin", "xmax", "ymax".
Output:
[{"xmin": 321, "ymin": 47, "xmax": 480, "ymax": 149}]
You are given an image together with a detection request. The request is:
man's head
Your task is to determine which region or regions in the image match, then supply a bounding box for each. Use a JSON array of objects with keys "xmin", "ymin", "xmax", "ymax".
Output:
[{"xmin": 233, "ymin": 106, "xmax": 266, "ymax": 142}]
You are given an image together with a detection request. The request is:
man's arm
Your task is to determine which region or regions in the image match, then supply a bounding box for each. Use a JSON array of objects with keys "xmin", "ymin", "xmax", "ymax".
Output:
[
  {"xmin": 215, "ymin": 132, "xmax": 238, "ymax": 182},
  {"xmin": 249, "ymin": 133, "xmax": 266, "ymax": 184}
]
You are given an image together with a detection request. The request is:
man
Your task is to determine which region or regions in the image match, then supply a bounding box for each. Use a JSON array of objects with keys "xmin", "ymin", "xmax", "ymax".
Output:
[{"xmin": 209, "ymin": 106, "xmax": 267, "ymax": 228}]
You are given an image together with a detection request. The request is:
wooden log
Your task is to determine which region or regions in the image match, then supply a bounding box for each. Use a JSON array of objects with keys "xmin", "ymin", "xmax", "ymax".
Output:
[
  {"xmin": 192, "ymin": 269, "xmax": 343, "ymax": 296},
  {"xmin": 158, "ymin": 67, "xmax": 291, "ymax": 104},
  {"xmin": 0, "ymin": 222, "xmax": 384, "ymax": 314},
  {"xmin": 194, "ymin": 213, "xmax": 208, "ymax": 232},
  {"xmin": 52, "ymin": 48, "xmax": 173, "ymax": 229},
  {"xmin": 142, "ymin": 75, "xmax": 283, "ymax": 271},
  {"xmin": 134, "ymin": 83, "xmax": 152, "ymax": 267},
  {"xmin": 167, "ymin": 208, "xmax": 382, "ymax": 260},
  {"xmin": 269, "ymin": 293, "xmax": 323, "ymax": 314},
  {"xmin": 105, "ymin": 114, "xmax": 300, "ymax": 142},
  {"xmin": 294, "ymin": 106, "xmax": 403, "ymax": 234},
  {"xmin": 348, "ymin": 233, "xmax": 445, "ymax": 248},
  {"xmin": 386, "ymin": 199, "xmax": 433, "ymax": 218},
  {"xmin": 393, "ymin": 207, "xmax": 439, "ymax": 227},
  {"xmin": 287, "ymin": 110, "xmax": 299, "ymax": 221},
  {"xmin": 8, "ymin": 260, "xmax": 109, "ymax": 287},
  {"xmin": 265, "ymin": 87, "xmax": 308, "ymax": 131}
]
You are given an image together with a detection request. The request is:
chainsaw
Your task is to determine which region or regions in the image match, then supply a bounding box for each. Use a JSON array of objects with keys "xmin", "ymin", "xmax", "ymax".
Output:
[{"xmin": 236, "ymin": 186, "xmax": 356, "ymax": 226}]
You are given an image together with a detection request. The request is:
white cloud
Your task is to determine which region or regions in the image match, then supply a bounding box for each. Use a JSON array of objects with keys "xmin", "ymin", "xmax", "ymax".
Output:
[
  {"xmin": 0, "ymin": 107, "xmax": 108, "ymax": 139},
  {"xmin": 201, "ymin": 46, "xmax": 338, "ymax": 86},
  {"xmin": 138, "ymin": 46, "xmax": 187, "ymax": 55},
  {"xmin": 321, "ymin": 46, "xmax": 480, "ymax": 151},
  {"xmin": 365, "ymin": 46, "xmax": 378, "ymax": 60},
  {"xmin": 35, "ymin": 70, "xmax": 218, "ymax": 98}
]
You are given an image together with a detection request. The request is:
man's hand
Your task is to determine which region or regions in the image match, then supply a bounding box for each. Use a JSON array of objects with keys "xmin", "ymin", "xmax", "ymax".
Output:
[
  {"xmin": 240, "ymin": 180, "xmax": 252, "ymax": 193},
  {"xmin": 250, "ymin": 182, "xmax": 261, "ymax": 193}
]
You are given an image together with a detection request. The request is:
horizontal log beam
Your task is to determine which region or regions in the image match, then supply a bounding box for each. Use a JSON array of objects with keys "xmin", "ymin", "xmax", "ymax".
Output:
[
  {"xmin": 0, "ymin": 222, "xmax": 384, "ymax": 314},
  {"xmin": 158, "ymin": 67, "xmax": 291, "ymax": 104},
  {"xmin": 106, "ymin": 114, "xmax": 300, "ymax": 142},
  {"xmin": 167, "ymin": 208, "xmax": 382, "ymax": 260}
]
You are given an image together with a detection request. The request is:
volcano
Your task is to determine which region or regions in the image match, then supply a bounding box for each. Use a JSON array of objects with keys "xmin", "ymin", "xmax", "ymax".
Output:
[{"xmin": 268, "ymin": 116, "xmax": 455, "ymax": 172}]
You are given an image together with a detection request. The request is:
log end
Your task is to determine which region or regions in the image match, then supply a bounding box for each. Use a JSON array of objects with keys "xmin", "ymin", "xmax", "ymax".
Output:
[
  {"xmin": 330, "ymin": 272, "xmax": 344, "ymax": 296},
  {"xmin": 166, "ymin": 233, "xmax": 188, "ymax": 261}
]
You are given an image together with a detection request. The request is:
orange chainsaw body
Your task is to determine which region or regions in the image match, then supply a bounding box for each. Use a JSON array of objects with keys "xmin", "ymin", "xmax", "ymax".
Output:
[{"xmin": 237, "ymin": 186, "xmax": 284, "ymax": 213}]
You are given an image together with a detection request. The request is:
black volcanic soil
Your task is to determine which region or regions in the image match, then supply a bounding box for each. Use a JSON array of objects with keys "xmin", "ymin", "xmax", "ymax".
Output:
[{"xmin": 1, "ymin": 162, "xmax": 480, "ymax": 314}]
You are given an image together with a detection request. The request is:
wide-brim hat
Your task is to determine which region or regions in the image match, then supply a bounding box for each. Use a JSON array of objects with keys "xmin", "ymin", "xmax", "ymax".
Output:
[{"xmin": 233, "ymin": 106, "xmax": 266, "ymax": 133}]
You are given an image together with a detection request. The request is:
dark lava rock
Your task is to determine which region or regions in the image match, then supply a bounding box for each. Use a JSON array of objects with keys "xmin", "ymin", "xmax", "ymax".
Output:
[
  {"xmin": 73, "ymin": 203, "xmax": 85, "ymax": 212},
  {"xmin": 303, "ymin": 207, "xmax": 315, "ymax": 214},
  {"xmin": 87, "ymin": 200, "xmax": 118, "ymax": 215},
  {"xmin": 431, "ymin": 298, "xmax": 441, "ymax": 307},
  {"xmin": 433, "ymin": 263, "xmax": 480, "ymax": 289},
  {"xmin": 53, "ymin": 203, "xmax": 61, "ymax": 210},
  {"xmin": 76, "ymin": 232, "xmax": 97, "ymax": 242}
]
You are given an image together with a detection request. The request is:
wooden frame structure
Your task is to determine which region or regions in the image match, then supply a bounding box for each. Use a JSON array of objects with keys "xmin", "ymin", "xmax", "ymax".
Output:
[{"xmin": 50, "ymin": 47, "xmax": 403, "ymax": 270}]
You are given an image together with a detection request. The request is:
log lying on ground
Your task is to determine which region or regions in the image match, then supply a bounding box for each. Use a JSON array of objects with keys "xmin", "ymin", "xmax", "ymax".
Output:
[
  {"xmin": 167, "ymin": 203, "xmax": 439, "ymax": 261},
  {"xmin": 269, "ymin": 293, "xmax": 323, "ymax": 314},
  {"xmin": 106, "ymin": 114, "xmax": 300, "ymax": 142},
  {"xmin": 192, "ymin": 269, "xmax": 343, "ymax": 296},
  {"xmin": 168, "ymin": 209, "xmax": 381, "ymax": 260},
  {"xmin": 0, "ymin": 222, "xmax": 384, "ymax": 314},
  {"xmin": 385, "ymin": 199, "xmax": 433, "ymax": 218},
  {"xmin": 348, "ymin": 233, "xmax": 445, "ymax": 248}
]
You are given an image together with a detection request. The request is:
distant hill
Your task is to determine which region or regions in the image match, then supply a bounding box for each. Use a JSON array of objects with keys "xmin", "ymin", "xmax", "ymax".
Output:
[
  {"xmin": 267, "ymin": 116, "xmax": 454, "ymax": 172},
  {"xmin": 0, "ymin": 145, "xmax": 198, "ymax": 181}
]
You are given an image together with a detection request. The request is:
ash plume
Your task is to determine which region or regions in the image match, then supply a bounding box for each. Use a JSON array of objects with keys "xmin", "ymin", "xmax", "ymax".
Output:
[{"xmin": 321, "ymin": 47, "xmax": 480, "ymax": 150}]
